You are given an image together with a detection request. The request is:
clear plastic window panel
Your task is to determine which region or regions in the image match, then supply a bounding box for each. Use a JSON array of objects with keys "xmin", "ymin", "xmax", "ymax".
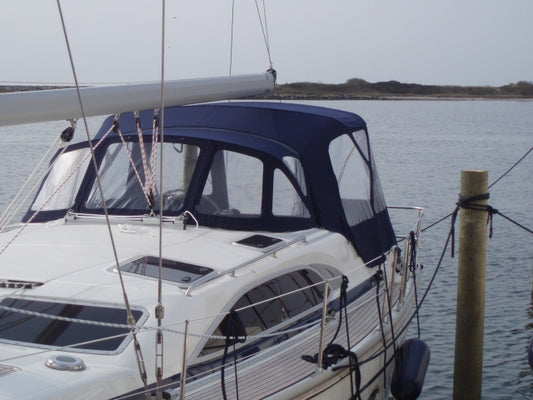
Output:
[
  {"xmin": 282, "ymin": 156, "xmax": 307, "ymax": 196},
  {"xmin": 85, "ymin": 142, "xmax": 199, "ymax": 212},
  {"xmin": 353, "ymin": 130, "xmax": 370, "ymax": 159},
  {"xmin": 272, "ymin": 168, "xmax": 310, "ymax": 217},
  {"xmin": 350, "ymin": 130, "xmax": 387, "ymax": 213},
  {"xmin": 200, "ymin": 150, "xmax": 262, "ymax": 216},
  {"xmin": 31, "ymin": 148, "xmax": 91, "ymax": 211},
  {"xmin": 329, "ymin": 133, "xmax": 373, "ymax": 226}
]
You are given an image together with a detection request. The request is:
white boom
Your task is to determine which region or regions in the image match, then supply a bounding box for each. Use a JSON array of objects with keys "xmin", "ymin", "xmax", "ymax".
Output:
[{"xmin": 0, "ymin": 71, "xmax": 275, "ymax": 127}]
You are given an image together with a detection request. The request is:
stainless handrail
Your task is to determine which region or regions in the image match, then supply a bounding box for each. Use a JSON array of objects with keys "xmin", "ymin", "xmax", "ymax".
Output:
[{"xmin": 183, "ymin": 235, "xmax": 307, "ymax": 296}]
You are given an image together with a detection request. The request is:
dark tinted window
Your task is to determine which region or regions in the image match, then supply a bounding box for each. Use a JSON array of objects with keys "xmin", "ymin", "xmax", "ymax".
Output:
[
  {"xmin": 120, "ymin": 256, "xmax": 213, "ymax": 285},
  {"xmin": 200, "ymin": 269, "xmax": 324, "ymax": 355},
  {"xmin": 0, "ymin": 298, "xmax": 143, "ymax": 352}
]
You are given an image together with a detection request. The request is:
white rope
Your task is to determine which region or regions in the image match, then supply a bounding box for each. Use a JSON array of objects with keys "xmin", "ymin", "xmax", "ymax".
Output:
[
  {"xmin": 0, "ymin": 265, "xmax": 398, "ymax": 369},
  {"xmin": 183, "ymin": 210, "xmax": 199, "ymax": 229},
  {"xmin": 0, "ymin": 290, "xmax": 388, "ymax": 352},
  {"xmin": 114, "ymin": 119, "xmax": 152, "ymax": 207},
  {"xmin": 0, "ymin": 303, "xmax": 320, "ymax": 342},
  {"xmin": 150, "ymin": 109, "xmax": 160, "ymax": 198},
  {"xmin": 134, "ymin": 111, "xmax": 154, "ymax": 195},
  {"xmin": 0, "ymin": 304, "xmax": 138, "ymax": 330}
]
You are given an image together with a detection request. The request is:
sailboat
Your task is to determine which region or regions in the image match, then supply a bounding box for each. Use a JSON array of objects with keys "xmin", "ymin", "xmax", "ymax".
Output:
[{"xmin": 0, "ymin": 5, "xmax": 427, "ymax": 400}]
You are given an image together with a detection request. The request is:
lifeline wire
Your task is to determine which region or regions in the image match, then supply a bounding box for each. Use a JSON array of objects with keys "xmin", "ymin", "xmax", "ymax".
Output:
[{"xmin": 55, "ymin": 0, "xmax": 149, "ymax": 391}]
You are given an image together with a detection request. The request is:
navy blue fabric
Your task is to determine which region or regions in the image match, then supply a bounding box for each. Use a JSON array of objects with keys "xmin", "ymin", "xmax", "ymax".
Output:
[
  {"xmin": 54, "ymin": 102, "xmax": 394, "ymax": 264},
  {"xmin": 95, "ymin": 102, "xmax": 366, "ymax": 143}
]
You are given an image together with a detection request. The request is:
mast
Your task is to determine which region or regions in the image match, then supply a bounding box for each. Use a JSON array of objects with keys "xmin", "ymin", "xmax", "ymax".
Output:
[{"xmin": 0, "ymin": 71, "xmax": 275, "ymax": 127}]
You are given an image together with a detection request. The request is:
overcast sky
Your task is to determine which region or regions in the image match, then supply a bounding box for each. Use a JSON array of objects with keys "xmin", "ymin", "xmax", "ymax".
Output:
[{"xmin": 1, "ymin": 0, "xmax": 532, "ymax": 86}]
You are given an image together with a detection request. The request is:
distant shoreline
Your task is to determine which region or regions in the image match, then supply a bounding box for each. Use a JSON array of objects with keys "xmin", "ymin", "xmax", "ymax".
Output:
[
  {"xmin": 257, "ymin": 94, "xmax": 533, "ymax": 101},
  {"xmin": 266, "ymin": 78, "xmax": 533, "ymax": 100},
  {"xmin": 2, "ymin": 78, "xmax": 532, "ymax": 100}
]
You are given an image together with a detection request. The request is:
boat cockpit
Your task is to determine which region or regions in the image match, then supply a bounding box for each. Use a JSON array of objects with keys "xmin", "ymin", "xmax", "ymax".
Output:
[{"xmin": 24, "ymin": 102, "xmax": 396, "ymax": 266}]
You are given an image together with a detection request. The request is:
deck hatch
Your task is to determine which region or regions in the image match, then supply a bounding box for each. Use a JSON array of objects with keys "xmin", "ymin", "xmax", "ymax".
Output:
[
  {"xmin": 234, "ymin": 234, "xmax": 282, "ymax": 249},
  {"xmin": 120, "ymin": 256, "xmax": 214, "ymax": 284}
]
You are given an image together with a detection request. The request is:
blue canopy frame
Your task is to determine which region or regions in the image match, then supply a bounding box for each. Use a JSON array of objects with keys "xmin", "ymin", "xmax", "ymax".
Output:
[{"xmin": 26, "ymin": 102, "xmax": 396, "ymax": 266}]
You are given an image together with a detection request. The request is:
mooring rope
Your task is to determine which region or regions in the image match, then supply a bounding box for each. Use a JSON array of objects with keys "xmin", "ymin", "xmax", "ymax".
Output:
[
  {"xmin": 489, "ymin": 145, "xmax": 533, "ymax": 189},
  {"xmin": 422, "ymin": 145, "xmax": 533, "ymax": 234}
]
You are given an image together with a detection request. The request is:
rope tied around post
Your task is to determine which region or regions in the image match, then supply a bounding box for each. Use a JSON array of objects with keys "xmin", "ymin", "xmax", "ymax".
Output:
[
  {"xmin": 450, "ymin": 192, "xmax": 498, "ymax": 257},
  {"xmin": 447, "ymin": 190, "xmax": 532, "ymax": 257}
]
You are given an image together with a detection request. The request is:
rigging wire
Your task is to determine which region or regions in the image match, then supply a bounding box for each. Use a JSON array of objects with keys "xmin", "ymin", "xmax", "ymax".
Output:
[
  {"xmin": 229, "ymin": 0, "xmax": 235, "ymax": 76},
  {"xmin": 155, "ymin": 0, "xmax": 167, "ymax": 394},
  {"xmin": 254, "ymin": 0, "xmax": 273, "ymax": 69},
  {"xmin": 489, "ymin": 145, "xmax": 533, "ymax": 189},
  {"xmin": 0, "ymin": 120, "xmax": 77, "ymax": 228},
  {"xmin": 0, "ymin": 124, "xmax": 114, "ymax": 257},
  {"xmin": 55, "ymin": 0, "xmax": 149, "ymax": 393},
  {"xmin": 229, "ymin": 1, "xmax": 273, "ymax": 75},
  {"xmin": 0, "ymin": 133, "xmax": 64, "ymax": 229}
]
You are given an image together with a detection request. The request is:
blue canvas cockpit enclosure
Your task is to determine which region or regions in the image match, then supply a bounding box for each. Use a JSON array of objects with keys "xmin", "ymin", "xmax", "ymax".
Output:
[{"xmin": 26, "ymin": 102, "xmax": 396, "ymax": 265}]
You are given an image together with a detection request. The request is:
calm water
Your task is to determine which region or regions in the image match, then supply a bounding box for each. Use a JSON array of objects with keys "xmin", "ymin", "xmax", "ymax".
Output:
[{"xmin": 0, "ymin": 100, "xmax": 532, "ymax": 399}]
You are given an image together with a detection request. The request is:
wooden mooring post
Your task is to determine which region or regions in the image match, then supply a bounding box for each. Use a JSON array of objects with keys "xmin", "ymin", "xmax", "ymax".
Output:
[{"xmin": 453, "ymin": 170, "xmax": 488, "ymax": 400}]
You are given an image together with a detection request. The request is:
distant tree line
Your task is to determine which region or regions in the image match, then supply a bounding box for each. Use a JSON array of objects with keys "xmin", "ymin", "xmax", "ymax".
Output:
[
  {"xmin": 267, "ymin": 78, "xmax": 533, "ymax": 99},
  {"xmin": 2, "ymin": 79, "xmax": 532, "ymax": 99}
]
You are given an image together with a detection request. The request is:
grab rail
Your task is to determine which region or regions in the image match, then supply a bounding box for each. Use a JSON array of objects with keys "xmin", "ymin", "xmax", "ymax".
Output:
[{"xmin": 183, "ymin": 235, "xmax": 307, "ymax": 296}]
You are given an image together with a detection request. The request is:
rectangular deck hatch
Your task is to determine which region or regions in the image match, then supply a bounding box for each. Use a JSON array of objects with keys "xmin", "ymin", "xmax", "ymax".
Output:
[
  {"xmin": 120, "ymin": 256, "xmax": 214, "ymax": 285},
  {"xmin": 234, "ymin": 234, "xmax": 282, "ymax": 249}
]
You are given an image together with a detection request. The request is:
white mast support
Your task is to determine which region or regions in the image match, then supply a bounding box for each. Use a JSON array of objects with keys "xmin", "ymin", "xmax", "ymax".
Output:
[{"xmin": 0, "ymin": 71, "xmax": 275, "ymax": 127}]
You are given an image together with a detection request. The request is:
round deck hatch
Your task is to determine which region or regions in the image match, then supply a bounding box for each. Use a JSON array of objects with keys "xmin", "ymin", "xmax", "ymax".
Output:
[{"xmin": 45, "ymin": 355, "xmax": 86, "ymax": 371}]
